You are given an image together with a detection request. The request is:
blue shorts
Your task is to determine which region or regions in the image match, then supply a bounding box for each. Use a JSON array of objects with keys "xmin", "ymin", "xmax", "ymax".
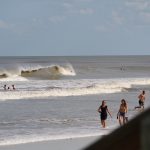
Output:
[{"xmin": 119, "ymin": 112, "xmax": 125, "ymax": 117}]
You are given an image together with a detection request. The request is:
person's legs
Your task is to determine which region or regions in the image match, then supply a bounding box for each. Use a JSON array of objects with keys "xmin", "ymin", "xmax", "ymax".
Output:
[
  {"xmin": 103, "ymin": 120, "xmax": 106, "ymax": 128},
  {"xmin": 135, "ymin": 100, "xmax": 142, "ymax": 109},
  {"xmin": 125, "ymin": 117, "xmax": 128, "ymax": 123},
  {"xmin": 123, "ymin": 116, "xmax": 126, "ymax": 125},
  {"xmin": 141, "ymin": 102, "xmax": 144, "ymax": 109},
  {"xmin": 119, "ymin": 116, "xmax": 122, "ymax": 126},
  {"xmin": 101, "ymin": 120, "xmax": 104, "ymax": 128},
  {"xmin": 119, "ymin": 113, "xmax": 126, "ymax": 126},
  {"xmin": 101, "ymin": 120, "xmax": 106, "ymax": 128},
  {"xmin": 135, "ymin": 101, "xmax": 144, "ymax": 110},
  {"xmin": 135, "ymin": 106, "xmax": 141, "ymax": 109}
]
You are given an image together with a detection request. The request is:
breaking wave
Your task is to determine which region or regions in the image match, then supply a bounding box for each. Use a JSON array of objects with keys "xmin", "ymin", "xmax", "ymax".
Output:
[{"xmin": 0, "ymin": 64, "xmax": 76, "ymax": 80}]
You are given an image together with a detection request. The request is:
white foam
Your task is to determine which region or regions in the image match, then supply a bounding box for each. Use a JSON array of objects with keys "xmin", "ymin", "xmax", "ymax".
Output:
[
  {"xmin": 0, "ymin": 77, "xmax": 150, "ymax": 100},
  {"xmin": 0, "ymin": 131, "xmax": 108, "ymax": 146},
  {"xmin": 0, "ymin": 75, "xmax": 28, "ymax": 81}
]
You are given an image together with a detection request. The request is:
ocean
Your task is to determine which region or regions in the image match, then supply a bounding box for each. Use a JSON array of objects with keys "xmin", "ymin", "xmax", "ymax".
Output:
[{"xmin": 0, "ymin": 56, "xmax": 150, "ymax": 146}]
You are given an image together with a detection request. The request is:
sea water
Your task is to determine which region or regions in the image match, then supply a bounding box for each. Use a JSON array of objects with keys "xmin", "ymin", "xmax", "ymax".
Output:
[{"xmin": 0, "ymin": 56, "xmax": 150, "ymax": 145}]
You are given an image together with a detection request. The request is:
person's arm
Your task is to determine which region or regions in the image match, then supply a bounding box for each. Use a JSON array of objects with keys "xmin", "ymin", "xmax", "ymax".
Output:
[
  {"xmin": 143, "ymin": 95, "xmax": 145, "ymax": 101},
  {"xmin": 97, "ymin": 106, "xmax": 101, "ymax": 113},
  {"xmin": 117, "ymin": 106, "xmax": 121, "ymax": 119},
  {"xmin": 107, "ymin": 108, "xmax": 112, "ymax": 118},
  {"xmin": 117, "ymin": 105, "xmax": 121, "ymax": 119},
  {"xmin": 138, "ymin": 94, "xmax": 142, "ymax": 100},
  {"xmin": 126, "ymin": 106, "xmax": 128, "ymax": 113},
  {"xmin": 117, "ymin": 111, "xmax": 120, "ymax": 119}
]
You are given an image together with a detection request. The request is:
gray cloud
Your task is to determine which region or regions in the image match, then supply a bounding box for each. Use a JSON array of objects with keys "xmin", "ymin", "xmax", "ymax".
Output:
[
  {"xmin": 125, "ymin": 0, "xmax": 150, "ymax": 10},
  {"xmin": 0, "ymin": 20, "xmax": 11, "ymax": 29},
  {"xmin": 112, "ymin": 11, "xmax": 124, "ymax": 25}
]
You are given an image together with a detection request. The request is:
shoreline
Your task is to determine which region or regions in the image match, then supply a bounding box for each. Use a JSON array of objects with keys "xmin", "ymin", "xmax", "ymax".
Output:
[{"xmin": 0, "ymin": 136, "xmax": 100, "ymax": 150}]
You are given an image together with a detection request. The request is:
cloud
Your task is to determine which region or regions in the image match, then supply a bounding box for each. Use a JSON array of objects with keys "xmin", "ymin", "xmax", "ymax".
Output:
[
  {"xmin": 112, "ymin": 11, "xmax": 124, "ymax": 25},
  {"xmin": 74, "ymin": 0, "xmax": 95, "ymax": 2},
  {"xmin": 66, "ymin": 8, "xmax": 94, "ymax": 15},
  {"xmin": 48, "ymin": 16, "xmax": 66, "ymax": 23},
  {"xmin": 124, "ymin": 0, "xmax": 150, "ymax": 25},
  {"xmin": 0, "ymin": 21, "xmax": 27, "ymax": 35},
  {"xmin": 140, "ymin": 12, "xmax": 150, "ymax": 23},
  {"xmin": 95, "ymin": 25, "xmax": 109, "ymax": 32},
  {"xmin": 125, "ymin": 0, "xmax": 150, "ymax": 10},
  {"xmin": 79, "ymin": 8, "xmax": 94, "ymax": 15},
  {"xmin": 63, "ymin": 2, "xmax": 73, "ymax": 10},
  {"xmin": 0, "ymin": 20, "xmax": 11, "ymax": 29},
  {"xmin": 62, "ymin": 2, "xmax": 94, "ymax": 15}
]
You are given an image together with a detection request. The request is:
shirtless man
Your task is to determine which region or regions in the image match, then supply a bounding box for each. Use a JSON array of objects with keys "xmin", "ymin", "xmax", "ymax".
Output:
[{"xmin": 135, "ymin": 90, "xmax": 145, "ymax": 110}]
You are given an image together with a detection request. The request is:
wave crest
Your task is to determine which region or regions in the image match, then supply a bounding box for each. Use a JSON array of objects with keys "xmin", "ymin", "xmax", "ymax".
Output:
[{"xmin": 0, "ymin": 64, "xmax": 76, "ymax": 80}]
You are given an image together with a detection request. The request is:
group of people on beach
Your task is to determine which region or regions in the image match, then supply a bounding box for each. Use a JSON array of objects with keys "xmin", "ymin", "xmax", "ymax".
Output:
[
  {"xmin": 97, "ymin": 90, "xmax": 146, "ymax": 128},
  {"xmin": 3, "ymin": 84, "xmax": 15, "ymax": 90}
]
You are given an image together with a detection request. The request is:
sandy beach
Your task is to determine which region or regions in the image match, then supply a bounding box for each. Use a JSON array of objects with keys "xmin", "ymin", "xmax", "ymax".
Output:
[{"xmin": 0, "ymin": 136, "xmax": 100, "ymax": 150}]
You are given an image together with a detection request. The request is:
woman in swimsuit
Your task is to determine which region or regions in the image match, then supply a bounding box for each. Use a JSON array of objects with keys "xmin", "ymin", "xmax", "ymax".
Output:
[
  {"xmin": 97, "ymin": 100, "xmax": 112, "ymax": 128},
  {"xmin": 117, "ymin": 99, "xmax": 128, "ymax": 126}
]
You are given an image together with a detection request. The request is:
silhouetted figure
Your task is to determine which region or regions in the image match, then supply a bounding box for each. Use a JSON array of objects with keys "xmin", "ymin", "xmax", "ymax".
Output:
[
  {"xmin": 3, "ymin": 85, "xmax": 7, "ymax": 90},
  {"xmin": 12, "ymin": 85, "xmax": 15, "ymax": 90}
]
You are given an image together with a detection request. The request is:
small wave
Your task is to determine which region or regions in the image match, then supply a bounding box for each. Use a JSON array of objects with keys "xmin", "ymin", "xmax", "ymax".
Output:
[
  {"xmin": 0, "ymin": 131, "xmax": 106, "ymax": 146},
  {"xmin": 123, "ymin": 86, "xmax": 150, "ymax": 92},
  {"xmin": 0, "ymin": 86, "xmax": 122, "ymax": 100}
]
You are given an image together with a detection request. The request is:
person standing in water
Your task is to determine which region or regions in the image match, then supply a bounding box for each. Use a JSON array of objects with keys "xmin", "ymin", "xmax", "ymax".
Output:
[
  {"xmin": 117, "ymin": 99, "xmax": 128, "ymax": 126},
  {"xmin": 97, "ymin": 100, "xmax": 112, "ymax": 128},
  {"xmin": 12, "ymin": 85, "xmax": 15, "ymax": 90},
  {"xmin": 135, "ymin": 90, "xmax": 145, "ymax": 110},
  {"xmin": 3, "ymin": 85, "xmax": 7, "ymax": 90}
]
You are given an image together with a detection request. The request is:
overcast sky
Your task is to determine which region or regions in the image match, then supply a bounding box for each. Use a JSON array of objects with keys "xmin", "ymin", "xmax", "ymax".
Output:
[{"xmin": 0, "ymin": 0, "xmax": 150, "ymax": 56}]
